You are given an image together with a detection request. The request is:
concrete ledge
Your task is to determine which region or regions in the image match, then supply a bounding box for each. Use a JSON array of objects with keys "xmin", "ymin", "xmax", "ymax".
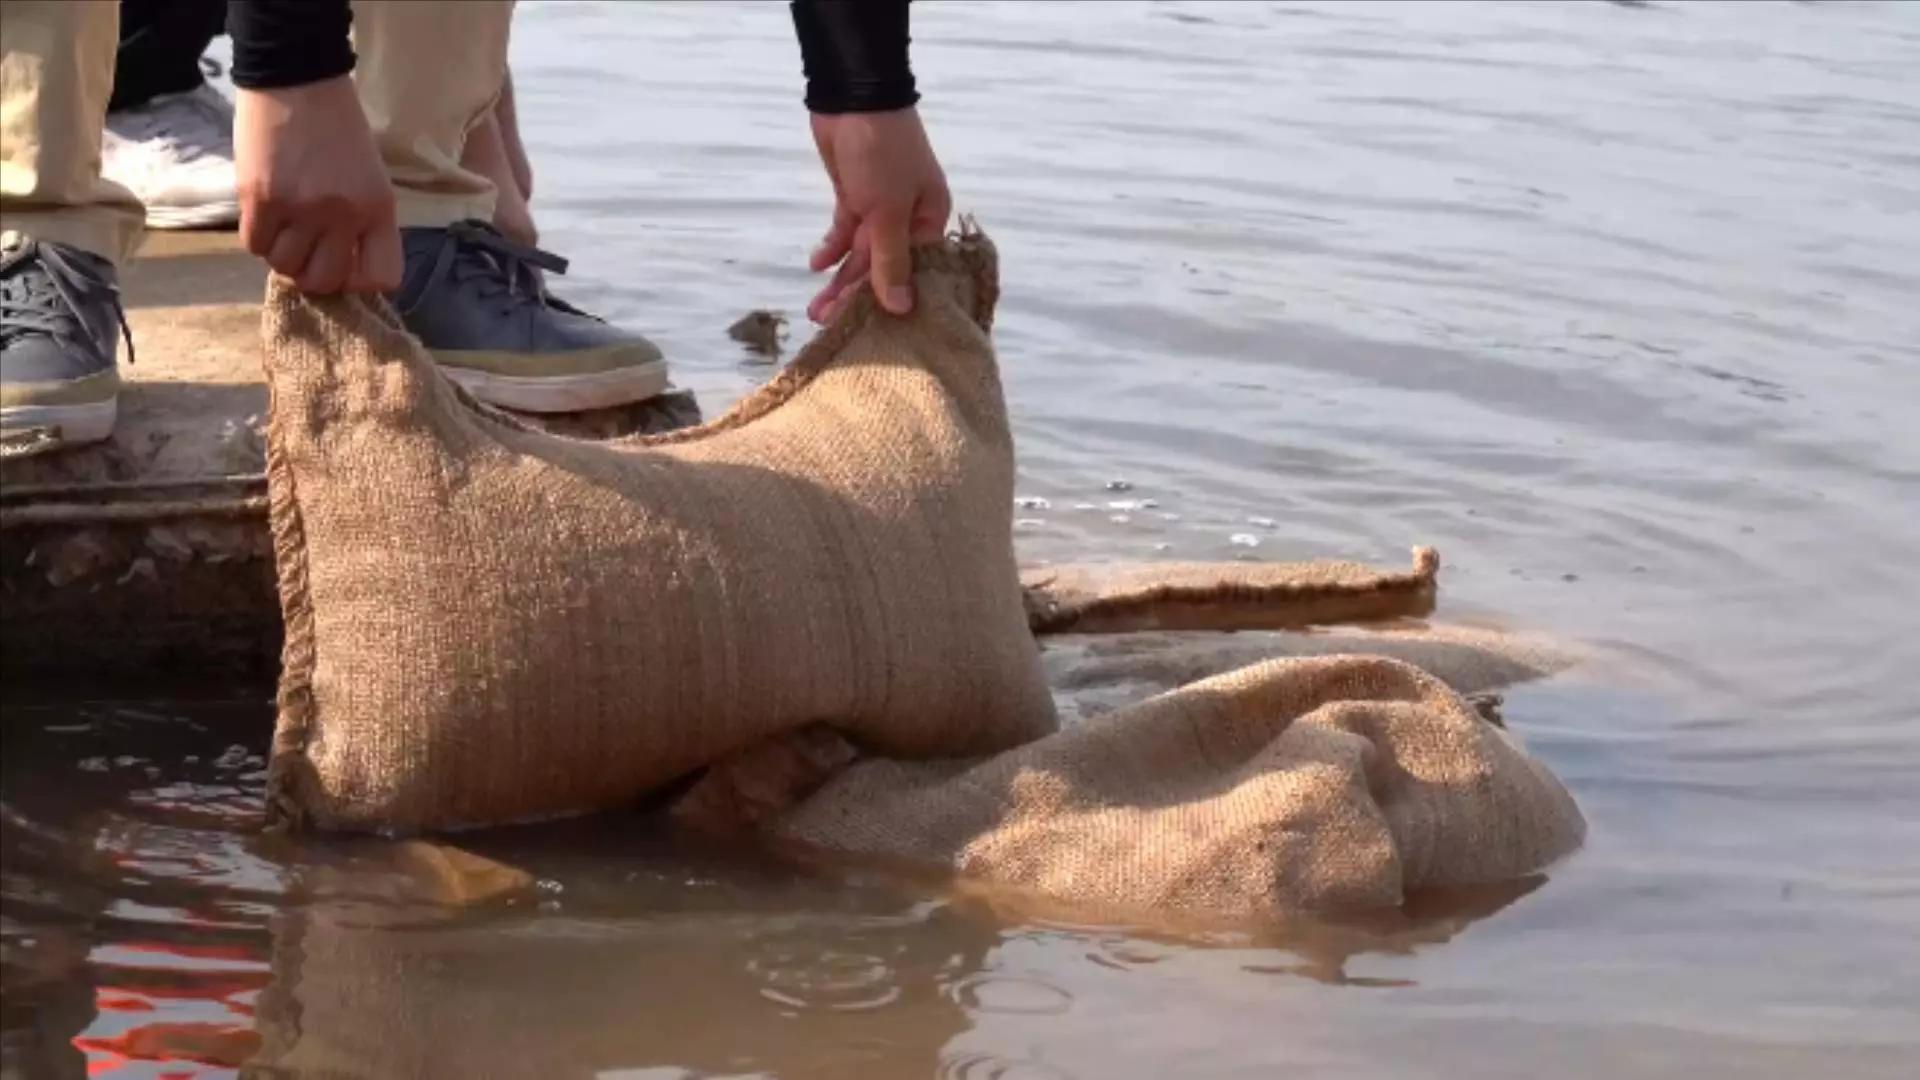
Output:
[{"xmin": 1, "ymin": 231, "xmax": 701, "ymax": 677}]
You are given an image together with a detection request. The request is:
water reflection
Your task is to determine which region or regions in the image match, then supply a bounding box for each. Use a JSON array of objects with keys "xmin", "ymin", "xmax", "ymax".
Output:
[
  {"xmin": 3, "ymin": 692, "xmax": 1554, "ymax": 1079},
  {"xmin": 1, "ymin": 693, "xmax": 274, "ymax": 1078},
  {"xmin": 250, "ymin": 876, "xmax": 986, "ymax": 1078}
]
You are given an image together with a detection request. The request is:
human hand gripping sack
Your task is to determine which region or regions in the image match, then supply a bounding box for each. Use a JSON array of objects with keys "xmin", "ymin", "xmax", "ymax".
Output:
[
  {"xmin": 234, "ymin": 76, "xmax": 403, "ymax": 295},
  {"xmin": 807, "ymin": 107, "xmax": 953, "ymax": 323}
]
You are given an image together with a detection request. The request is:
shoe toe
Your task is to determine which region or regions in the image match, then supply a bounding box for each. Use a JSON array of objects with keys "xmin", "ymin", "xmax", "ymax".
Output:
[{"xmin": 538, "ymin": 306, "xmax": 664, "ymax": 363}]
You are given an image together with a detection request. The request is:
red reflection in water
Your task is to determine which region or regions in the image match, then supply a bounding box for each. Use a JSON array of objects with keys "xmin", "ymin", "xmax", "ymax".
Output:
[
  {"xmin": 77, "ymin": 1019, "xmax": 260, "ymax": 1073},
  {"xmin": 73, "ymin": 935, "xmax": 269, "ymax": 1077}
]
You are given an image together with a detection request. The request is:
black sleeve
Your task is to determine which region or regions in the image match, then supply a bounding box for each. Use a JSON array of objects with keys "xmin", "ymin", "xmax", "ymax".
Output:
[
  {"xmin": 790, "ymin": 0, "xmax": 919, "ymax": 114},
  {"xmin": 227, "ymin": 0, "xmax": 356, "ymax": 90}
]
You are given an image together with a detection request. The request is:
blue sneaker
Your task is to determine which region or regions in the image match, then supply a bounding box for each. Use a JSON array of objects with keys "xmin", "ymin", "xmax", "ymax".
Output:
[
  {"xmin": 392, "ymin": 221, "xmax": 668, "ymax": 413},
  {"xmin": 0, "ymin": 238, "xmax": 130, "ymax": 454}
]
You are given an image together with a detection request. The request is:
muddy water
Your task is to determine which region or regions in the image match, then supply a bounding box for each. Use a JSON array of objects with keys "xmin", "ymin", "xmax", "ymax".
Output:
[{"xmin": 5, "ymin": 1, "xmax": 1919, "ymax": 1076}]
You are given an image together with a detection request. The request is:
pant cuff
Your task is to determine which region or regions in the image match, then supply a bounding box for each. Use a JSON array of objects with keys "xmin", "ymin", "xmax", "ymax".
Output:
[
  {"xmin": 393, "ymin": 191, "xmax": 499, "ymax": 230},
  {"xmin": 0, "ymin": 208, "xmax": 143, "ymax": 266}
]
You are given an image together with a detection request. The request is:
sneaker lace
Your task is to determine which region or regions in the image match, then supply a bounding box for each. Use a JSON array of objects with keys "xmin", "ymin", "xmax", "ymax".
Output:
[
  {"xmin": 0, "ymin": 239, "xmax": 135, "ymax": 366},
  {"xmin": 399, "ymin": 220, "xmax": 598, "ymax": 321}
]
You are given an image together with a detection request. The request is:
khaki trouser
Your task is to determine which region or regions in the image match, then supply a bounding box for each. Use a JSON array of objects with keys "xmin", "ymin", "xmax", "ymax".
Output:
[{"xmin": 0, "ymin": 0, "xmax": 514, "ymax": 266}]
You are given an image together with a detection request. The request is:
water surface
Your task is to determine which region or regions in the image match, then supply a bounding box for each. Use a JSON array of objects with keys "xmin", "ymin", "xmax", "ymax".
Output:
[{"xmin": 6, "ymin": 2, "xmax": 1918, "ymax": 1076}]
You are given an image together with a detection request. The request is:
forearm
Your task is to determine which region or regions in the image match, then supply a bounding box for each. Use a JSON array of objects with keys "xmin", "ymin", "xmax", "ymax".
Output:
[
  {"xmin": 231, "ymin": 1, "xmax": 915, "ymax": 110},
  {"xmin": 227, "ymin": 0, "xmax": 356, "ymax": 91},
  {"xmin": 790, "ymin": 0, "xmax": 918, "ymax": 114}
]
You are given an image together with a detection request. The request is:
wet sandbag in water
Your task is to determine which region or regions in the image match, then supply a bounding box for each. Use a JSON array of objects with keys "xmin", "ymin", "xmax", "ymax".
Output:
[
  {"xmin": 261, "ymin": 224, "xmax": 1584, "ymax": 921},
  {"xmin": 260, "ymin": 230, "xmax": 1056, "ymax": 831},
  {"xmin": 767, "ymin": 653, "xmax": 1586, "ymax": 919}
]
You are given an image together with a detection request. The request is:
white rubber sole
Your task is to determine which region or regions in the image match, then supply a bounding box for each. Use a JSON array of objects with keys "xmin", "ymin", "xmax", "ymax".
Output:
[
  {"xmin": 0, "ymin": 399, "xmax": 118, "ymax": 447},
  {"xmin": 439, "ymin": 360, "xmax": 671, "ymax": 414},
  {"xmin": 144, "ymin": 198, "xmax": 240, "ymax": 230}
]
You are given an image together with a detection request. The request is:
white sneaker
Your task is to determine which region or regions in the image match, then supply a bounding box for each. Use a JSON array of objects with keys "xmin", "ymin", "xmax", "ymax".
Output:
[{"xmin": 103, "ymin": 83, "xmax": 239, "ymax": 230}]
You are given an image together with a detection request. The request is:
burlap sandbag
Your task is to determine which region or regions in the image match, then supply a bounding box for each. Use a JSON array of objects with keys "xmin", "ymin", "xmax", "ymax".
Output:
[
  {"xmin": 261, "ymin": 230, "xmax": 1056, "ymax": 831},
  {"xmin": 768, "ymin": 653, "xmax": 1585, "ymax": 918},
  {"xmin": 263, "ymin": 225, "xmax": 1583, "ymax": 921}
]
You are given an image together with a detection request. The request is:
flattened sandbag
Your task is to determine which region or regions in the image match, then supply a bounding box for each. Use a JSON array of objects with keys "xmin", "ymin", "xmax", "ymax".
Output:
[
  {"xmin": 771, "ymin": 654, "xmax": 1585, "ymax": 918},
  {"xmin": 261, "ymin": 230, "xmax": 1055, "ymax": 831},
  {"xmin": 1023, "ymin": 548, "xmax": 1440, "ymax": 633},
  {"xmin": 1043, "ymin": 622, "xmax": 1582, "ymax": 718}
]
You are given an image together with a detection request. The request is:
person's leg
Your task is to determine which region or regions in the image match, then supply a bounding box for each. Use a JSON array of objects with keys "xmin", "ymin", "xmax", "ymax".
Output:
[
  {"xmin": 350, "ymin": 0, "xmax": 508, "ymax": 229},
  {"xmin": 461, "ymin": 109, "xmax": 536, "ymax": 248},
  {"xmin": 101, "ymin": 0, "xmax": 237, "ymax": 229},
  {"xmin": 1, "ymin": 0, "xmax": 140, "ymax": 451},
  {"xmin": 351, "ymin": 0, "xmax": 669, "ymax": 412},
  {"xmin": 1, "ymin": 0, "xmax": 145, "ymax": 263},
  {"xmin": 493, "ymin": 71, "xmax": 534, "ymax": 208},
  {"xmin": 108, "ymin": 0, "xmax": 225, "ymax": 113}
]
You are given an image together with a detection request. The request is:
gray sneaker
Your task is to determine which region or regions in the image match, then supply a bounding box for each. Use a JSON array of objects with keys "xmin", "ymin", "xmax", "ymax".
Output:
[
  {"xmin": 393, "ymin": 221, "xmax": 668, "ymax": 413},
  {"xmin": 0, "ymin": 238, "xmax": 131, "ymax": 453}
]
